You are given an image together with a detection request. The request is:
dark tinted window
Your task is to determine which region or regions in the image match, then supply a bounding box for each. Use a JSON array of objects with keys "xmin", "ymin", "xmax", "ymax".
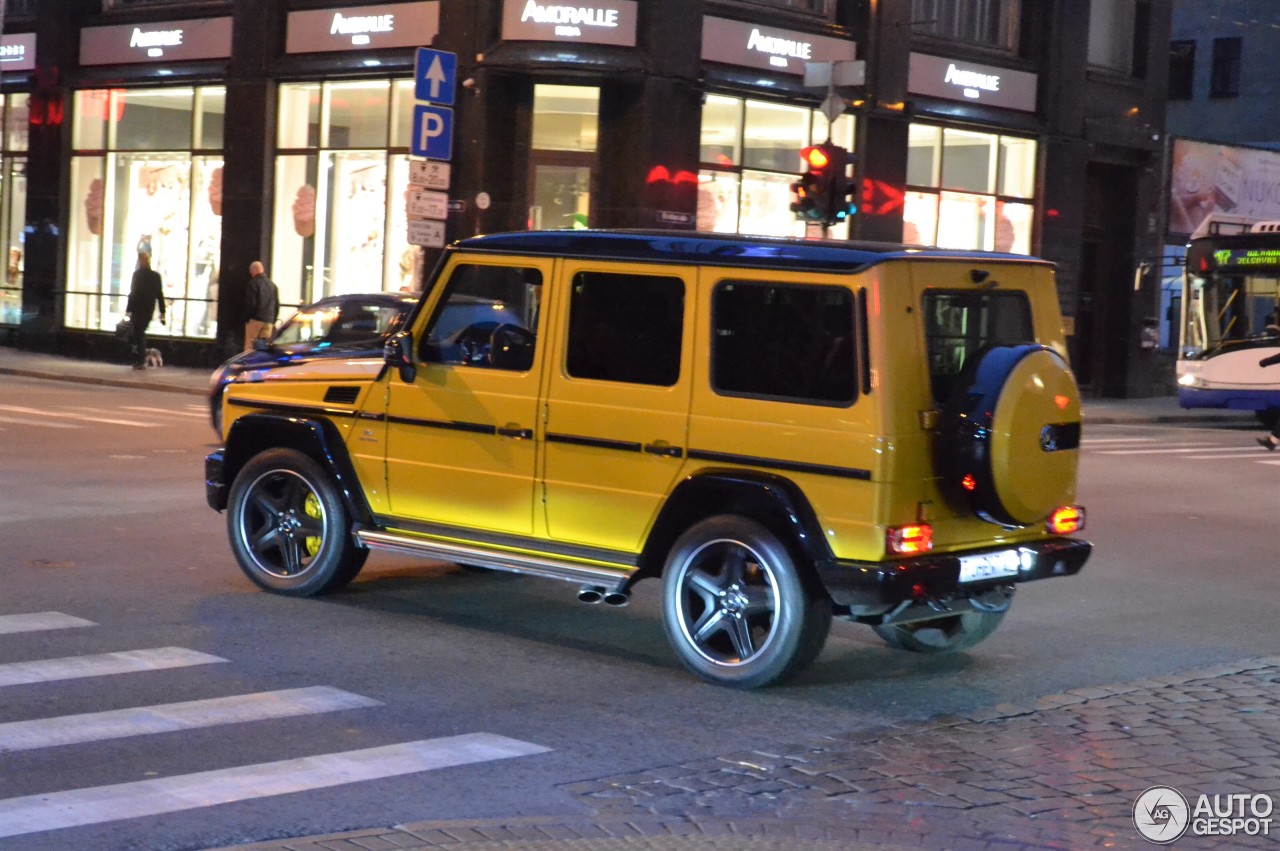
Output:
[
  {"xmin": 1210, "ymin": 37, "xmax": 1241, "ymax": 98},
  {"xmin": 423, "ymin": 264, "xmax": 541, "ymax": 371},
  {"xmin": 923, "ymin": 290, "xmax": 1033, "ymax": 404},
  {"xmin": 712, "ymin": 281, "xmax": 856, "ymax": 405},
  {"xmin": 1169, "ymin": 40, "xmax": 1195, "ymax": 100},
  {"xmin": 565, "ymin": 271, "xmax": 684, "ymax": 386}
]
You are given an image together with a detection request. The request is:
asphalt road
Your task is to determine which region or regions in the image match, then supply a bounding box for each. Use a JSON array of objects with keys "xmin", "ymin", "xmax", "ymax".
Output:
[{"xmin": 0, "ymin": 377, "xmax": 1277, "ymax": 850}]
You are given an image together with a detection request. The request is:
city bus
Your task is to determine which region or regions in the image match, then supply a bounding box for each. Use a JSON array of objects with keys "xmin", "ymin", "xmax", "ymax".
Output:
[{"xmin": 1177, "ymin": 223, "xmax": 1280, "ymax": 426}]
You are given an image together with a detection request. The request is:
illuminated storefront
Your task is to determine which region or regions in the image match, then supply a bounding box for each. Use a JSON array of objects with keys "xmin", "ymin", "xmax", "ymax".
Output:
[
  {"xmin": 904, "ymin": 53, "xmax": 1041, "ymax": 255},
  {"xmin": 698, "ymin": 16, "xmax": 858, "ymax": 238},
  {"xmin": 0, "ymin": 34, "xmax": 34, "ymax": 327},
  {"xmin": 63, "ymin": 19, "xmax": 231, "ymax": 340}
]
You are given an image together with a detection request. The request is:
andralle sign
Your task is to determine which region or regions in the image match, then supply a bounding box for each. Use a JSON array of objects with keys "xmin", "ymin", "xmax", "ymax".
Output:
[
  {"xmin": 501, "ymin": 0, "xmax": 638, "ymax": 47},
  {"xmin": 80, "ymin": 18, "xmax": 233, "ymax": 65},
  {"xmin": 287, "ymin": 2, "xmax": 440, "ymax": 53},
  {"xmin": 908, "ymin": 52, "xmax": 1038, "ymax": 113},
  {"xmin": 702, "ymin": 17, "xmax": 856, "ymax": 75}
]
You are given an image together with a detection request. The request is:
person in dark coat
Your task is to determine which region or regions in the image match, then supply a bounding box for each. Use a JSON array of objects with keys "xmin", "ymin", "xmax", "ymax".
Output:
[
  {"xmin": 125, "ymin": 251, "xmax": 165, "ymax": 369},
  {"xmin": 243, "ymin": 260, "xmax": 279, "ymax": 352}
]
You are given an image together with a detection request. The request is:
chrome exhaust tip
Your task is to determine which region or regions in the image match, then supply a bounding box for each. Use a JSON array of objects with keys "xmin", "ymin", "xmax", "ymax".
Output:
[
  {"xmin": 577, "ymin": 585, "xmax": 605, "ymax": 604},
  {"xmin": 602, "ymin": 591, "xmax": 630, "ymax": 607}
]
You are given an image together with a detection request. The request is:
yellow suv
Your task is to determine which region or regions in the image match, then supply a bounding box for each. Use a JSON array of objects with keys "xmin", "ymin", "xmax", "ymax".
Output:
[{"xmin": 205, "ymin": 230, "xmax": 1089, "ymax": 688}]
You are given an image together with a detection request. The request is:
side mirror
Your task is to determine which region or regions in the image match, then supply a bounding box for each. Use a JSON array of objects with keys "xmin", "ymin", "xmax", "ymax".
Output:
[{"xmin": 384, "ymin": 331, "xmax": 417, "ymax": 383}]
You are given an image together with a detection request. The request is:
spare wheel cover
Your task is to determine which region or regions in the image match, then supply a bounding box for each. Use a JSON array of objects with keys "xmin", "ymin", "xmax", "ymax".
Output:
[{"xmin": 942, "ymin": 344, "xmax": 1081, "ymax": 526}]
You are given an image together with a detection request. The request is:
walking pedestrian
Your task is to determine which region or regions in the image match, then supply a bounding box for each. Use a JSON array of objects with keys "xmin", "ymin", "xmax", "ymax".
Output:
[
  {"xmin": 243, "ymin": 260, "xmax": 279, "ymax": 352},
  {"xmin": 125, "ymin": 251, "xmax": 165, "ymax": 369}
]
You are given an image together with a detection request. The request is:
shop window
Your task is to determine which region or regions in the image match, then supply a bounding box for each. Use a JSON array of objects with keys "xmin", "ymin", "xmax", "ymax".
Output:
[
  {"xmin": 697, "ymin": 95, "xmax": 854, "ymax": 239},
  {"xmin": 64, "ymin": 86, "xmax": 225, "ymax": 339},
  {"xmin": 904, "ymin": 124, "xmax": 1036, "ymax": 254},
  {"xmin": 728, "ymin": 0, "xmax": 834, "ymax": 17},
  {"xmin": 532, "ymin": 86, "xmax": 599, "ymax": 152},
  {"xmin": 567, "ymin": 271, "xmax": 683, "ymax": 386},
  {"xmin": 712, "ymin": 280, "xmax": 856, "ymax": 406},
  {"xmin": 1168, "ymin": 40, "xmax": 1196, "ymax": 101},
  {"xmin": 911, "ymin": 0, "xmax": 1021, "ymax": 52},
  {"xmin": 272, "ymin": 78, "xmax": 424, "ymax": 310},
  {"xmin": 0, "ymin": 94, "xmax": 26, "ymax": 326},
  {"xmin": 1210, "ymin": 37, "xmax": 1241, "ymax": 99}
]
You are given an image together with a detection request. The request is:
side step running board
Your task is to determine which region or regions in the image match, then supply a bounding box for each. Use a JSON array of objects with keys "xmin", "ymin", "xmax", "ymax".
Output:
[{"xmin": 354, "ymin": 527, "xmax": 635, "ymax": 591}]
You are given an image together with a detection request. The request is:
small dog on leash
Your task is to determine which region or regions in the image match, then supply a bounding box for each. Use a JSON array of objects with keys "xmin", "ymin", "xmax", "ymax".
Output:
[{"xmin": 144, "ymin": 348, "xmax": 164, "ymax": 368}]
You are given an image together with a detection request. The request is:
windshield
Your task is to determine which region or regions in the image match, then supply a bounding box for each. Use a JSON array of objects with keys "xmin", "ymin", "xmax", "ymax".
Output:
[
  {"xmin": 273, "ymin": 299, "xmax": 410, "ymax": 347},
  {"xmin": 1182, "ymin": 271, "xmax": 1280, "ymax": 358}
]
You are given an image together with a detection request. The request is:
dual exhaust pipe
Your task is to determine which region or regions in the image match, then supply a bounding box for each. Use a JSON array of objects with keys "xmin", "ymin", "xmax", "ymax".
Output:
[{"xmin": 577, "ymin": 585, "xmax": 630, "ymax": 607}]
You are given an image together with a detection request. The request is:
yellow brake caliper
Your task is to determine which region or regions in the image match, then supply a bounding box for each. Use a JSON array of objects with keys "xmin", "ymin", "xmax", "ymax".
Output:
[{"xmin": 303, "ymin": 492, "xmax": 323, "ymax": 557}]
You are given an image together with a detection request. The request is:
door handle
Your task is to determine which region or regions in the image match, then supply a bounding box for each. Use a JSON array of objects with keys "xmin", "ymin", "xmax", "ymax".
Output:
[
  {"xmin": 643, "ymin": 441, "xmax": 683, "ymax": 458},
  {"xmin": 497, "ymin": 424, "xmax": 532, "ymax": 440}
]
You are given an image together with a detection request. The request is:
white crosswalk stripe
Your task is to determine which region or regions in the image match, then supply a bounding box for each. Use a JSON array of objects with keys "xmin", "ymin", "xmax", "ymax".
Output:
[
  {"xmin": 0, "ymin": 414, "xmax": 81, "ymax": 429},
  {"xmin": 0, "ymin": 403, "xmax": 160, "ymax": 428},
  {"xmin": 0, "ymin": 612, "xmax": 96, "ymax": 635},
  {"xmin": 0, "ymin": 614, "xmax": 552, "ymax": 841},
  {"xmin": 0, "ymin": 734, "xmax": 550, "ymax": 840},
  {"xmin": 120, "ymin": 405, "xmax": 207, "ymax": 419},
  {"xmin": 0, "ymin": 687, "xmax": 380, "ymax": 752},
  {"xmin": 0, "ymin": 647, "xmax": 227, "ymax": 687}
]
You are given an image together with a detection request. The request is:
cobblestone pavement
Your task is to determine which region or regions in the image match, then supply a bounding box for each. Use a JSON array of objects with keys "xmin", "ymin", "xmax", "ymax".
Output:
[{"xmin": 216, "ymin": 655, "xmax": 1280, "ymax": 850}]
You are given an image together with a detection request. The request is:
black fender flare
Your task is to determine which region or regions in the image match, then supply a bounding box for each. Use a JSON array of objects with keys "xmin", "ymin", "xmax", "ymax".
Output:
[
  {"xmin": 636, "ymin": 468, "xmax": 833, "ymax": 583},
  {"xmin": 214, "ymin": 413, "xmax": 375, "ymax": 526}
]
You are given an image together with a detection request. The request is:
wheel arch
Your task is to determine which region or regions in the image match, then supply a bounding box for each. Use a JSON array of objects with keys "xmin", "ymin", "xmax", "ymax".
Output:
[
  {"xmin": 215, "ymin": 414, "xmax": 374, "ymax": 526},
  {"xmin": 636, "ymin": 469, "xmax": 832, "ymax": 584}
]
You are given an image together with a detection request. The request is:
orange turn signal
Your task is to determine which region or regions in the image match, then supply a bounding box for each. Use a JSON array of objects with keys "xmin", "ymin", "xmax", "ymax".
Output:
[
  {"xmin": 888, "ymin": 524, "xmax": 933, "ymax": 555},
  {"xmin": 1046, "ymin": 505, "xmax": 1085, "ymax": 535}
]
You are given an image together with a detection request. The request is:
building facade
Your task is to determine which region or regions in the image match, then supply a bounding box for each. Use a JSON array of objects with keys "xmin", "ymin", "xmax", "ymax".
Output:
[{"xmin": 2, "ymin": 0, "xmax": 1170, "ymax": 396}]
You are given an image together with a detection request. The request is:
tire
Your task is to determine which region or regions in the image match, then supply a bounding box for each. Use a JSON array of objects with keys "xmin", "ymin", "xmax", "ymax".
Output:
[
  {"xmin": 938, "ymin": 344, "xmax": 1082, "ymax": 527},
  {"xmin": 227, "ymin": 448, "xmax": 367, "ymax": 596},
  {"xmin": 871, "ymin": 610, "xmax": 1005, "ymax": 654},
  {"xmin": 660, "ymin": 515, "xmax": 831, "ymax": 689}
]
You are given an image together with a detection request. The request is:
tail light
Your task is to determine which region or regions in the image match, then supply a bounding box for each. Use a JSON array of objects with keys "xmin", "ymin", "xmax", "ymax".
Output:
[
  {"xmin": 887, "ymin": 523, "xmax": 933, "ymax": 555},
  {"xmin": 1046, "ymin": 505, "xmax": 1085, "ymax": 535}
]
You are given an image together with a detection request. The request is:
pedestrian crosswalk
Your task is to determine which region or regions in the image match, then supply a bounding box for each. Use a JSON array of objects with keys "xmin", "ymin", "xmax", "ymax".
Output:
[
  {"xmin": 1081, "ymin": 435, "xmax": 1279, "ymax": 464},
  {"xmin": 0, "ymin": 611, "xmax": 550, "ymax": 844},
  {"xmin": 0, "ymin": 402, "xmax": 208, "ymax": 431}
]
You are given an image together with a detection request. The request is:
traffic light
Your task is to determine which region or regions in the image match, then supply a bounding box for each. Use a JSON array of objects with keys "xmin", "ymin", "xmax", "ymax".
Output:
[{"xmin": 791, "ymin": 142, "xmax": 856, "ymax": 228}]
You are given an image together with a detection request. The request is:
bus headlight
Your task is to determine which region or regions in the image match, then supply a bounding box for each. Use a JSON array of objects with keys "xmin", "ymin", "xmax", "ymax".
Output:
[{"xmin": 1177, "ymin": 372, "xmax": 1200, "ymax": 387}]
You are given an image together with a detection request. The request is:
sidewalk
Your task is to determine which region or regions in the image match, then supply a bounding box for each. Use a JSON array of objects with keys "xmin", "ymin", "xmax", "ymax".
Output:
[{"xmin": 0, "ymin": 345, "xmax": 1258, "ymax": 426}]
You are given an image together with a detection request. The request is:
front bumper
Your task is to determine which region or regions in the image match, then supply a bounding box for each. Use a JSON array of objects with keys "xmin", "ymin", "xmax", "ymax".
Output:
[
  {"xmin": 205, "ymin": 449, "xmax": 227, "ymax": 511},
  {"xmin": 815, "ymin": 537, "xmax": 1091, "ymax": 609}
]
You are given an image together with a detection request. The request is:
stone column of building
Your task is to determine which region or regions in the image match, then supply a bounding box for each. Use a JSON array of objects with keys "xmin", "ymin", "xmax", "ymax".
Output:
[
  {"xmin": 215, "ymin": 0, "xmax": 283, "ymax": 359},
  {"xmin": 21, "ymin": 0, "xmax": 96, "ymax": 349}
]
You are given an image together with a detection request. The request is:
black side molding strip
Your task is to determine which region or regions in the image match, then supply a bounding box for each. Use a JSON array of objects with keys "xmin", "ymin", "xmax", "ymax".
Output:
[{"xmin": 687, "ymin": 449, "xmax": 871, "ymax": 481}]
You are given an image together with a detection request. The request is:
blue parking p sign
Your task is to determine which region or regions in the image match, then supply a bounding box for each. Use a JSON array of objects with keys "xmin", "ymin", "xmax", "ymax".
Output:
[{"xmin": 411, "ymin": 103, "xmax": 453, "ymax": 161}]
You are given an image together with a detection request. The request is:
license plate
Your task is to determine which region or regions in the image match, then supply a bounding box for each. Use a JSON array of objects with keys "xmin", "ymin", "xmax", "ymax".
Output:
[{"xmin": 958, "ymin": 550, "xmax": 1020, "ymax": 583}]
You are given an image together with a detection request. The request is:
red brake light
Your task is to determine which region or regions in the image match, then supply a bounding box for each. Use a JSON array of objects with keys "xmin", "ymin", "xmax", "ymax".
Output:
[
  {"xmin": 1047, "ymin": 505, "xmax": 1085, "ymax": 535},
  {"xmin": 960, "ymin": 473, "xmax": 976, "ymax": 492},
  {"xmin": 888, "ymin": 524, "xmax": 933, "ymax": 555}
]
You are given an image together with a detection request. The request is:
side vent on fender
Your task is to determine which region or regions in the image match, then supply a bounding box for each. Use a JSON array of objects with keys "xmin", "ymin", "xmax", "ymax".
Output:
[{"xmin": 323, "ymin": 386, "xmax": 361, "ymax": 405}]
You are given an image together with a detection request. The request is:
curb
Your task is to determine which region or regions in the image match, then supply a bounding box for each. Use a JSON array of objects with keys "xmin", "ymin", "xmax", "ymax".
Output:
[{"xmin": 0, "ymin": 364, "xmax": 208, "ymax": 397}]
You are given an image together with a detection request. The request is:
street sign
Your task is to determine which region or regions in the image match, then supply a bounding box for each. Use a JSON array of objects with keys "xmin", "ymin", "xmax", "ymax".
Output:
[
  {"xmin": 407, "ymin": 188, "xmax": 449, "ymax": 221},
  {"xmin": 407, "ymin": 218, "xmax": 446, "ymax": 248},
  {"xmin": 411, "ymin": 103, "xmax": 453, "ymax": 160},
  {"xmin": 414, "ymin": 47, "xmax": 457, "ymax": 106},
  {"xmin": 409, "ymin": 159, "xmax": 451, "ymax": 190}
]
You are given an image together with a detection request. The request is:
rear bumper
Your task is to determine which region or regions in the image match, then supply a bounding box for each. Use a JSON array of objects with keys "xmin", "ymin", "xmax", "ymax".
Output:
[{"xmin": 815, "ymin": 537, "xmax": 1091, "ymax": 609}]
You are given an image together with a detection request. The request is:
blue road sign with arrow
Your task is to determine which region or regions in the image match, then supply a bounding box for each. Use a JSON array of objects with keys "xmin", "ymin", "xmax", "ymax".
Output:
[{"xmin": 415, "ymin": 47, "xmax": 457, "ymax": 107}]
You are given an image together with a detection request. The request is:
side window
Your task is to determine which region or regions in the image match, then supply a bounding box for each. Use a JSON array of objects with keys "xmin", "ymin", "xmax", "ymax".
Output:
[
  {"xmin": 422, "ymin": 263, "xmax": 542, "ymax": 371},
  {"xmin": 712, "ymin": 280, "xmax": 856, "ymax": 405},
  {"xmin": 923, "ymin": 290, "xmax": 1033, "ymax": 403},
  {"xmin": 565, "ymin": 271, "xmax": 685, "ymax": 386}
]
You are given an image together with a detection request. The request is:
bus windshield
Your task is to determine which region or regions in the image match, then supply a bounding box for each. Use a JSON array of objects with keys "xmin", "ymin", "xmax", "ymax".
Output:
[{"xmin": 1182, "ymin": 236, "xmax": 1280, "ymax": 358}]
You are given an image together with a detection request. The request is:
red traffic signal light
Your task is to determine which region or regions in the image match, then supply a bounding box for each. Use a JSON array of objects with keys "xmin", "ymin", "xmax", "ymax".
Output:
[
  {"xmin": 793, "ymin": 143, "xmax": 855, "ymax": 227},
  {"xmin": 801, "ymin": 145, "xmax": 831, "ymax": 170}
]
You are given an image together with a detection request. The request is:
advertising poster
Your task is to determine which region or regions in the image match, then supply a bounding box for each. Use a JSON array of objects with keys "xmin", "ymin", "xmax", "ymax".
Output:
[{"xmin": 1169, "ymin": 139, "xmax": 1280, "ymax": 237}]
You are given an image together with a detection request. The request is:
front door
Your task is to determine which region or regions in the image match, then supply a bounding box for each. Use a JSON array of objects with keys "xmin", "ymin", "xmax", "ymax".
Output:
[{"xmin": 384, "ymin": 257, "xmax": 550, "ymax": 536}]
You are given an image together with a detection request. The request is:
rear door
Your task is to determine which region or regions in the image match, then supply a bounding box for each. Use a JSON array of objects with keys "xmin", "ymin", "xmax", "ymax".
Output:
[{"xmin": 541, "ymin": 261, "xmax": 695, "ymax": 552}]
